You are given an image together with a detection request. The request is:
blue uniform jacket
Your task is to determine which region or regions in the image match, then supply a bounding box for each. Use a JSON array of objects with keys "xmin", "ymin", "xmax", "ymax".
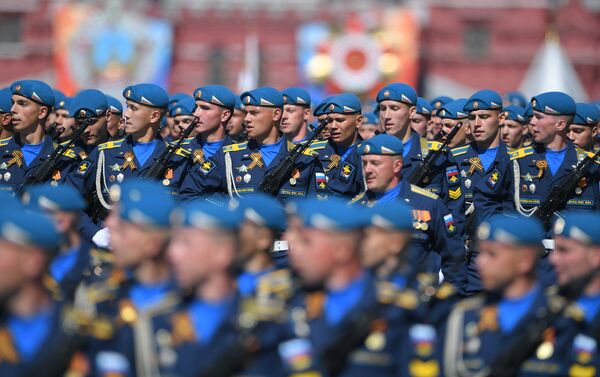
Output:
[{"xmin": 311, "ymin": 139, "xmax": 365, "ymax": 199}]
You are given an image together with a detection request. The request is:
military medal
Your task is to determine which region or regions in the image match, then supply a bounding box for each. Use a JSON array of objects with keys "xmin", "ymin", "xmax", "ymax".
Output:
[
  {"xmin": 109, "ymin": 175, "xmax": 116, "ymax": 182},
  {"xmin": 413, "ymin": 221, "xmax": 422, "ymax": 230},
  {"xmin": 239, "ymin": 165, "xmax": 248, "ymax": 173},
  {"xmin": 163, "ymin": 168, "xmax": 173, "ymax": 186},
  {"xmin": 111, "ymin": 163, "xmax": 120, "ymax": 172},
  {"xmin": 365, "ymin": 331, "xmax": 386, "ymax": 351},
  {"xmin": 460, "ymin": 170, "xmax": 467, "ymax": 178},
  {"xmin": 465, "ymin": 179, "xmax": 472, "ymax": 189},
  {"xmin": 163, "ymin": 179, "xmax": 170, "ymax": 186},
  {"xmin": 529, "ymin": 184, "xmax": 536, "ymax": 194},
  {"xmin": 51, "ymin": 180, "xmax": 59, "ymax": 187},
  {"xmin": 3, "ymin": 172, "xmax": 10, "ymax": 181},
  {"xmin": 236, "ymin": 176, "xmax": 242, "ymax": 183},
  {"xmin": 117, "ymin": 173, "xmax": 124, "ymax": 183},
  {"xmin": 422, "ymin": 176, "xmax": 429, "ymax": 184},
  {"xmin": 243, "ymin": 174, "xmax": 251, "ymax": 183},
  {"xmin": 421, "ymin": 222, "xmax": 429, "ymax": 231},
  {"xmin": 536, "ymin": 341, "xmax": 554, "ymax": 360},
  {"xmin": 0, "ymin": 162, "xmax": 6, "ymax": 170},
  {"xmin": 575, "ymin": 187, "xmax": 583, "ymax": 195},
  {"xmin": 522, "ymin": 184, "xmax": 528, "ymax": 192},
  {"xmin": 289, "ymin": 178, "xmax": 296, "ymax": 185}
]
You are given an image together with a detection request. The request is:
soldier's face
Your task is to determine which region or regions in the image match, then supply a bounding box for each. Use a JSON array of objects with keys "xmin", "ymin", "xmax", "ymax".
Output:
[
  {"xmin": 244, "ymin": 106, "xmax": 281, "ymax": 140},
  {"xmin": 80, "ymin": 113, "xmax": 109, "ymax": 146},
  {"xmin": 379, "ymin": 100, "xmax": 415, "ymax": 138},
  {"xmin": 567, "ymin": 124, "xmax": 596, "ymax": 151},
  {"xmin": 550, "ymin": 236, "xmax": 600, "ymax": 285},
  {"xmin": 55, "ymin": 110, "xmax": 75, "ymax": 140},
  {"xmin": 194, "ymin": 101, "xmax": 229, "ymax": 135},
  {"xmin": 328, "ymin": 113, "xmax": 360, "ymax": 145},
  {"xmin": 477, "ymin": 240, "xmax": 537, "ymax": 292},
  {"xmin": 530, "ymin": 111, "xmax": 567, "ymax": 145},
  {"xmin": 173, "ymin": 115, "xmax": 195, "ymax": 139},
  {"xmin": 289, "ymin": 227, "xmax": 345, "ymax": 285},
  {"xmin": 0, "ymin": 240, "xmax": 43, "ymax": 301},
  {"xmin": 281, "ymin": 105, "xmax": 308, "ymax": 135},
  {"xmin": 500, "ymin": 120, "xmax": 527, "ymax": 149},
  {"xmin": 468, "ymin": 110, "xmax": 502, "ymax": 144},
  {"xmin": 107, "ymin": 112, "xmax": 122, "ymax": 139},
  {"xmin": 123, "ymin": 101, "xmax": 160, "ymax": 136},
  {"xmin": 410, "ymin": 114, "xmax": 430, "ymax": 138},
  {"xmin": 238, "ymin": 221, "xmax": 273, "ymax": 261},
  {"xmin": 360, "ymin": 227, "xmax": 409, "ymax": 269},
  {"xmin": 10, "ymin": 95, "xmax": 48, "ymax": 132},
  {"xmin": 357, "ymin": 123, "xmax": 381, "ymax": 141},
  {"xmin": 226, "ymin": 109, "xmax": 246, "ymax": 137},
  {"xmin": 50, "ymin": 211, "xmax": 78, "ymax": 234},
  {"xmin": 362, "ymin": 155, "xmax": 402, "ymax": 193},
  {"xmin": 317, "ymin": 114, "xmax": 331, "ymax": 139},
  {"xmin": 428, "ymin": 115, "xmax": 443, "ymax": 140}
]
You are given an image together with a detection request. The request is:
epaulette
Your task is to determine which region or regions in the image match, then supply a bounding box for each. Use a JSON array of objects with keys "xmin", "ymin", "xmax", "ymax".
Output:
[
  {"xmin": 240, "ymin": 296, "xmax": 286, "ymax": 322},
  {"xmin": 222, "ymin": 141, "xmax": 248, "ymax": 153},
  {"xmin": 308, "ymin": 140, "xmax": 328, "ymax": 150},
  {"xmin": 181, "ymin": 137, "xmax": 194, "ymax": 145},
  {"xmin": 410, "ymin": 184, "xmax": 439, "ymax": 199},
  {"xmin": 450, "ymin": 145, "xmax": 469, "ymax": 157},
  {"xmin": 583, "ymin": 149, "xmax": 600, "ymax": 165},
  {"xmin": 90, "ymin": 248, "xmax": 115, "ymax": 266},
  {"xmin": 63, "ymin": 148, "xmax": 78, "ymax": 159},
  {"xmin": 286, "ymin": 140, "xmax": 316, "ymax": 156},
  {"xmin": 175, "ymin": 147, "xmax": 191, "ymax": 158},
  {"xmin": 455, "ymin": 295, "xmax": 484, "ymax": 310},
  {"xmin": 509, "ymin": 146, "xmax": 534, "ymax": 161},
  {"xmin": 427, "ymin": 140, "xmax": 444, "ymax": 152},
  {"xmin": 256, "ymin": 269, "xmax": 294, "ymax": 300},
  {"xmin": 62, "ymin": 305, "xmax": 115, "ymax": 340},
  {"xmin": 434, "ymin": 282, "xmax": 456, "ymax": 300},
  {"xmin": 0, "ymin": 137, "xmax": 11, "ymax": 147},
  {"xmin": 376, "ymin": 281, "xmax": 419, "ymax": 310},
  {"xmin": 98, "ymin": 138, "xmax": 125, "ymax": 151}
]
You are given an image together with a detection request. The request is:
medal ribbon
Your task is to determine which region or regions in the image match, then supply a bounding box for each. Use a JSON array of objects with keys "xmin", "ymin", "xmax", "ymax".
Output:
[
  {"xmin": 121, "ymin": 152, "xmax": 137, "ymax": 171},
  {"xmin": 193, "ymin": 150, "xmax": 205, "ymax": 165},
  {"xmin": 247, "ymin": 153, "xmax": 264, "ymax": 170},
  {"xmin": 6, "ymin": 151, "xmax": 23, "ymax": 168},
  {"xmin": 535, "ymin": 160, "xmax": 547, "ymax": 178},
  {"xmin": 326, "ymin": 154, "xmax": 341, "ymax": 172},
  {"xmin": 468, "ymin": 157, "xmax": 483, "ymax": 175}
]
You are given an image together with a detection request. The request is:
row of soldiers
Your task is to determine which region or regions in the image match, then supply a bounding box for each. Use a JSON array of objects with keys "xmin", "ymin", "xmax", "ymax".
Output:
[
  {"xmin": 0, "ymin": 177, "xmax": 599, "ymax": 376},
  {"xmin": 0, "ymin": 77, "xmax": 598, "ymax": 375}
]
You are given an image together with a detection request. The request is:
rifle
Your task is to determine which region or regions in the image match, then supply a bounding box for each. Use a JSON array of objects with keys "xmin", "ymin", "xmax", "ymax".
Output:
[
  {"xmin": 19, "ymin": 118, "xmax": 92, "ymax": 192},
  {"xmin": 258, "ymin": 117, "xmax": 332, "ymax": 195},
  {"xmin": 142, "ymin": 117, "xmax": 198, "ymax": 180},
  {"xmin": 488, "ymin": 266, "xmax": 600, "ymax": 377},
  {"xmin": 408, "ymin": 122, "xmax": 463, "ymax": 186},
  {"xmin": 537, "ymin": 148, "xmax": 600, "ymax": 227}
]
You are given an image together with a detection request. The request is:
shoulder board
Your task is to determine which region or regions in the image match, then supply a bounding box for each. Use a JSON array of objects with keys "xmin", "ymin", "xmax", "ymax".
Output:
[
  {"xmin": 175, "ymin": 147, "xmax": 191, "ymax": 158},
  {"xmin": 419, "ymin": 137, "xmax": 429, "ymax": 153},
  {"xmin": 62, "ymin": 148, "xmax": 78, "ymax": 159},
  {"xmin": 565, "ymin": 303, "xmax": 585, "ymax": 322},
  {"xmin": 181, "ymin": 137, "xmax": 194, "ymax": 145},
  {"xmin": 410, "ymin": 184, "xmax": 439, "ymax": 199},
  {"xmin": 583, "ymin": 150, "xmax": 600, "ymax": 165},
  {"xmin": 455, "ymin": 295, "xmax": 484, "ymax": 311},
  {"xmin": 90, "ymin": 248, "xmax": 114, "ymax": 264},
  {"xmin": 222, "ymin": 142, "xmax": 248, "ymax": 153},
  {"xmin": 98, "ymin": 138, "xmax": 125, "ymax": 151},
  {"xmin": 450, "ymin": 145, "xmax": 469, "ymax": 157},
  {"xmin": 257, "ymin": 269, "xmax": 294, "ymax": 299},
  {"xmin": 427, "ymin": 140, "xmax": 443, "ymax": 152},
  {"xmin": 308, "ymin": 140, "xmax": 328, "ymax": 150},
  {"xmin": 509, "ymin": 146, "xmax": 534, "ymax": 161},
  {"xmin": 435, "ymin": 282, "xmax": 456, "ymax": 300},
  {"xmin": 0, "ymin": 137, "xmax": 11, "ymax": 147}
]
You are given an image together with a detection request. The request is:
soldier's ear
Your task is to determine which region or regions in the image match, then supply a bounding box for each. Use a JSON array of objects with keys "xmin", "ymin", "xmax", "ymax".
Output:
[
  {"xmin": 149, "ymin": 109, "xmax": 163, "ymax": 125},
  {"xmin": 393, "ymin": 157, "xmax": 403, "ymax": 174},
  {"xmin": 554, "ymin": 118, "xmax": 568, "ymax": 132},
  {"xmin": 2, "ymin": 113, "xmax": 11, "ymax": 126},
  {"xmin": 38, "ymin": 105, "xmax": 49, "ymax": 120},
  {"xmin": 409, "ymin": 105, "xmax": 417, "ymax": 117},
  {"xmin": 105, "ymin": 111, "xmax": 112, "ymax": 124},
  {"xmin": 592, "ymin": 126, "xmax": 598, "ymax": 138},
  {"xmin": 272, "ymin": 107, "xmax": 283, "ymax": 122},
  {"xmin": 355, "ymin": 114, "xmax": 363, "ymax": 128},
  {"xmin": 220, "ymin": 109, "xmax": 232, "ymax": 123},
  {"xmin": 498, "ymin": 110, "xmax": 506, "ymax": 124},
  {"xmin": 303, "ymin": 107, "xmax": 310, "ymax": 121}
]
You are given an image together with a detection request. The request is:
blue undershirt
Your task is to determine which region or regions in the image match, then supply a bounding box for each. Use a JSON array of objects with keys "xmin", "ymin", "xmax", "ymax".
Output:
[
  {"xmin": 546, "ymin": 148, "xmax": 567, "ymax": 176},
  {"xmin": 129, "ymin": 279, "xmax": 173, "ymax": 310},
  {"xmin": 497, "ymin": 285, "xmax": 539, "ymax": 333},
  {"xmin": 49, "ymin": 246, "xmax": 79, "ymax": 283},
  {"xmin": 188, "ymin": 296, "xmax": 233, "ymax": 344},
  {"xmin": 132, "ymin": 139, "xmax": 158, "ymax": 167},
  {"xmin": 402, "ymin": 136, "xmax": 414, "ymax": 159},
  {"xmin": 577, "ymin": 292, "xmax": 600, "ymax": 323},
  {"xmin": 477, "ymin": 146, "xmax": 499, "ymax": 172},
  {"xmin": 236, "ymin": 267, "xmax": 275, "ymax": 297},
  {"xmin": 202, "ymin": 139, "xmax": 225, "ymax": 159},
  {"xmin": 338, "ymin": 144, "xmax": 357, "ymax": 163},
  {"xmin": 8, "ymin": 304, "xmax": 54, "ymax": 361},
  {"xmin": 325, "ymin": 273, "xmax": 367, "ymax": 325},
  {"xmin": 374, "ymin": 182, "xmax": 402, "ymax": 203},
  {"xmin": 21, "ymin": 142, "xmax": 44, "ymax": 166},
  {"xmin": 259, "ymin": 138, "xmax": 284, "ymax": 167}
]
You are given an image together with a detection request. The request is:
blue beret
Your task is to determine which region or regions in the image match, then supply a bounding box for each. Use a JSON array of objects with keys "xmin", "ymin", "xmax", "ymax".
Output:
[
  {"xmin": 0, "ymin": 88, "xmax": 13, "ymax": 113},
  {"xmin": 24, "ymin": 184, "xmax": 86, "ymax": 212},
  {"xmin": 168, "ymin": 93, "xmax": 189, "ymax": 106},
  {"xmin": 438, "ymin": 99, "xmax": 468, "ymax": 120},
  {"xmin": 552, "ymin": 212, "xmax": 600, "ymax": 246},
  {"xmin": 282, "ymin": 87, "xmax": 311, "ymax": 107},
  {"xmin": 524, "ymin": 104, "xmax": 533, "ymax": 120},
  {"xmin": 531, "ymin": 91, "xmax": 576, "ymax": 116},
  {"xmin": 416, "ymin": 97, "xmax": 432, "ymax": 116},
  {"xmin": 503, "ymin": 105, "xmax": 527, "ymax": 123},
  {"xmin": 573, "ymin": 103, "xmax": 599, "ymax": 126},
  {"xmin": 194, "ymin": 85, "xmax": 237, "ymax": 110},
  {"xmin": 359, "ymin": 134, "xmax": 403, "ymax": 156},
  {"xmin": 105, "ymin": 95, "xmax": 123, "ymax": 114},
  {"xmin": 114, "ymin": 180, "xmax": 175, "ymax": 228},
  {"xmin": 0, "ymin": 190, "xmax": 24, "ymax": 211},
  {"xmin": 234, "ymin": 96, "xmax": 245, "ymax": 111},
  {"xmin": 123, "ymin": 83, "xmax": 169, "ymax": 109},
  {"xmin": 10, "ymin": 80, "xmax": 55, "ymax": 107},
  {"xmin": 169, "ymin": 97, "xmax": 197, "ymax": 117},
  {"xmin": 170, "ymin": 200, "xmax": 242, "ymax": 230},
  {"xmin": 476, "ymin": 214, "xmax": 544, "ymax": 246},
  {"xmin": 320, "ymin": 93, "xmax": 361, "ymax": 115},
  {"xmin": 363, "ymin": 112, "xmax": 379, "ymax": 125},
  {"xmin": 376, "ymin": 83, "xmax": 417, "ymax": 105},
  {"xmin": 366, "ymin": 201, "xmax": 413, "ymax": 231},
  {"xmin": 167, "ymin": 94, "xmax": 194, "ymax": 113},
  {"xmin": 292, "ymin": 198, "xmax": 367, "ymax": 231},
  {"xmin": 69, "ymin": 89, "xmax": 108, "ymax": 118},
  {"xmin": 503, "ymin": 91, "xmax": 527, "ymax": 108},
  {"xmin": 430, "ymin": 96, "xmax": 453, "ymax": 110},
  {"xmin": 241, "ymin": 87, "xmax": 284, "ymax": 108},
  {"xmin": 54, "ymin": 96, "xmax": 72, "ymax": 112},
  {"xmin": 53, "ymin": 90, "xmax": 66, "ymax": 107},
  {"xmin": 313, "ymin": 95, "xmax": 333, "ymax": 116},
  {"xmin": 0, "ymin": 210, "xmax": 59, "ymax": 251},
  {"xmin": 239, "ymin": 193, "xmax": 286, "ymax": 230},
  {"xmin": 464, "ymin": 89, "xmax": 503, "ymax": 112}
]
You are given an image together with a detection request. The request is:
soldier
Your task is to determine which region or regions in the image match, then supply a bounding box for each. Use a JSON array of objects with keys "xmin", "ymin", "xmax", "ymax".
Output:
[
  {"xmin": 53, "ymin": 95, "xmax": 75, "ymax": 143},
  {"xmin": 353, "ymin": 134, "xmax": 467, "ymax": 293},
  {"xmin": 500, "ymin": 104, "xmax": 529, "ymax": 150},
  {"xmin": 503, "ymin": 90, "xmax": 528, "ymax": 108},
  {"xmin": 73, "ymin": 89, "xmax": 111, "ymax": 155},
  {"xmin": 437, "ymin": 99, "xmax": 468, "ymax": 148},
  {"xmin": 0, "ymin": 87, "xmax": 14, "ymax": 140},
  {"xmin": 509, "ymin": 92, "xmax": 600, "ymax": 222},
  {"xmin": 447, "ymin": 89, "xmax": 513, "ymax": 294},
  {"xmin": 2, "ymin": 79, "xmax": 79, "ymax": 192},
  {"xmin": 428, "ymin": 95, "xmax": 452, "ymax": 141},
  {"xmin": 179, "ymin": 86, "xmax": 326, "ymax": 202},
  {"xmin": 410, "ymin": 97, "xmax": 433, "ymax": 138},
  {"xmin": 358, "ymin": 111, "xmax": 382, "ymax": 141},
  {"xmin": 567, "ymin": 102, "xmax": 599, "ymax": 152},
  {"xmin": 281, "ymin": 86, "xmax": 312, "ymax": 143},
  {"xmin": 0, "ymin": 202, "xmax": 79, "ymax": 376},
  {"xmin": 106, "ymin": 94, "xmax": 124, "ymax": 140},
  {"xmin": 165, "ymin": 94, "xmax": 194, "ymax": 142},
  {"xmin": 444, "ymin": 214, "xmax": 565, "ymax": 377},
  {"xmin": 78, "ymin": 179, "xmax": 177, "ymax": 376},
  {"xmin": 550, "ymin": 212, "xmax": 600, "ymax": 376},
  {"xmin": 168, "ymin": 96, "xmax": 197, "ymax": 141},
  {"xmin": 226, "ymin": 96, "xmax": 247, "ymax": 143}
]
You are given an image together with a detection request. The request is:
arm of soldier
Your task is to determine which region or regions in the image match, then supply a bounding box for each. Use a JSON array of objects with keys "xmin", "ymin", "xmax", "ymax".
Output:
[
  {"xmin": 433, "ymin": 201, "xmax": 467, "ymax": 295},
  {"xmin": 178, "ymin": 150, "xmax": 225, "ymax": 202}
]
